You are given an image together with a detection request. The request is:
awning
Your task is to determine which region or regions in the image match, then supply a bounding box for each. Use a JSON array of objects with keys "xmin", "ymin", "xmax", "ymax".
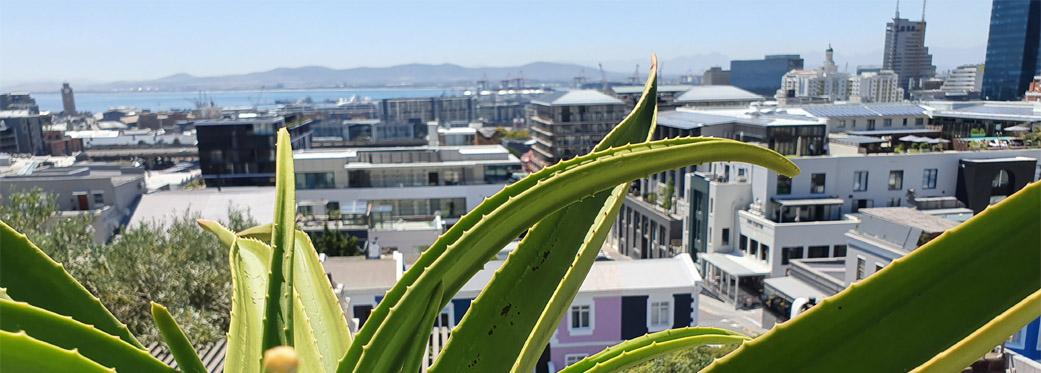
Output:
[
  {"xmin": 773, "ymin": 198, "xmax": 845, "ymax": 207},
  {"xmin": 1004, "ymin": 125, "xmax": 1031, "ymax": 132},
  {"xmin": 764, "ymin": 276, "xmax": 828, "ymax": 302},
  {"xmin": 701, "ymin": 252, "xmax": 770, "ymax": 277}
]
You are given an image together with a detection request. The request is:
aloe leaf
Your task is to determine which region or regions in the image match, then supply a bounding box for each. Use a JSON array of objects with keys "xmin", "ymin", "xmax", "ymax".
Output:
[
  {"xmin": 197, "ymin": 219, "xmax": 237, "ymax": 249},
  {"xmin": 291, "ymin": 288, "xmax": 327, "ymax": 373},
  {"xmin": 0, "ymin": 287, "xmax": 11, "ymax": 301},
  {"xmin": 150, "ymin": 302, "xmax": 206, "ymax": 373},
  {"xmin": 0, "ymin": 220, "xmax": 143, "ymax": 349},
  {"xmin": 342, "ymin": 137, "xmax": 799, "ymax": 372},
  {"xmin": 290, "ymin": 230, "xmax": 352, "ymax": 372},
  {"xmin": 0, "ymin": 299, "xmax": 172, "ymax": 372},
  {"xmin": 560, "ymin": 327, "xmax": 749, "ymax": 373},
  {"xmin": 703, "ymin": 182, "xmax": 1041, "ymax": 372},
  {"xmin": 237, "ymin": 223, "xmax": 273, "ymax": 242},
  {"xmin": 398, "ymin": 281, "xmax": 446, "ymax": 373},
  {"xmin": 436, "ymin": 56, "xmax": 661, "ymax": 373},
  {"xmin": 265, "ymin": 127, "xmax": 297, "ymax": 350},
  {"xmin": 0, "ymin": 330, "xmax": 113, "ymax": 372},
  {"xmin": 913, "ymin": 289, "xmax": 1041, "ymax": 372},
  {"xmin": 225, "ymin": 237, "xmax": 273, "ymax": 373}
]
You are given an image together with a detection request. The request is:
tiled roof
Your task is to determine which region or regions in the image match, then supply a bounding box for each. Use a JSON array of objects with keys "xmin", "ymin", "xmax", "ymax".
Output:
[
  {"xmin": 149, "ymin": 339, "xmax": 226, "ymax": 373},
  {"xmin": 531, "ymin": 90, "xmax": 624, "ymax": 106}
]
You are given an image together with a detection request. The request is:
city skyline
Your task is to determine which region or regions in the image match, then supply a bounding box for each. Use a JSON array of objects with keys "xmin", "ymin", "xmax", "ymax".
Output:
[{"xmin": 0, "ymin": 0, "xmax": 991, "ymax": 86}]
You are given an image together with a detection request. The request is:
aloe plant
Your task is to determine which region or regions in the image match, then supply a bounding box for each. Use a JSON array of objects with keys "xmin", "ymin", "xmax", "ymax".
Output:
[{"xmin": 0, "ymin": 57, "xmax": 1038, "ymax": 373}]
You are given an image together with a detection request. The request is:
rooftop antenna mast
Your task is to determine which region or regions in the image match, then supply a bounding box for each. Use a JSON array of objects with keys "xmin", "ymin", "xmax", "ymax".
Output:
[{"xmin": 921, "ymin": 0, "xmax": 926, "ymax": 22}]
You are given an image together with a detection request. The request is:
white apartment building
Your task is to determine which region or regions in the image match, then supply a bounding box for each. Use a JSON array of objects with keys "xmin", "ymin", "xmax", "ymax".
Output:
[
  {"xmin": 850, "ymin": 70, "xmax": 905, "ymax": 103},
  {"xmin": 776, "ymin": 46, "xmax": 851, "ymax": 105},
  {"xmin": 293, "ymin": 145, "xmax": 521, "ymax": 225},
  {"xmin": 689, "ymin": 148, "xmax": 1039, "ymax": 307},
  {"xmin": 941, "ymin": 64, "xmax": 984, "ymax": 95}
]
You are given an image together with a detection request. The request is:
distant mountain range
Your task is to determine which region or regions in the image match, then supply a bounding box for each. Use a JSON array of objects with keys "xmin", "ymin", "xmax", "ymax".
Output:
[
  {"xmin": 2, "ymin": 45, "xmax": 984, "ymax": 93},
  {"xmin": 2, "ymin": 62, "xmax": 653, "ymax": 93}
]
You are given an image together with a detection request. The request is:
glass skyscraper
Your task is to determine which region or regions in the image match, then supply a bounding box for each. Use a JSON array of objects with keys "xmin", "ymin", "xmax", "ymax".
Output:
[{"xmin": 981, "ymin": 0, "xmax": 1041, "ymax": 101}]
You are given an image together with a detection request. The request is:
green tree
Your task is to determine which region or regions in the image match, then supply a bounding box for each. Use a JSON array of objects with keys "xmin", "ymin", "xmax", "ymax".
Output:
[
  {"xmin": 309, "ymin": 224, "xmax": 360, "ymax": 256},
  {"xmin": 0, "ymin": 189, "xmax": 256, "ymax": 344},
  {"xmin": 627, "ymin": 344, "xmax": 740, "ymax": 373}
]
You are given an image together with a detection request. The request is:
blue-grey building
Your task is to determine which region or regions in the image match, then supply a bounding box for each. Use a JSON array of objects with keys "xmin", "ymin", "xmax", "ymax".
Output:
[
  {"xmin": 981, "ymin": 0, "xmax": 1041, "ymax": 101},
  {"xmin": 730, "ymin": 55, "xmax": 803, "ymax": 96}
]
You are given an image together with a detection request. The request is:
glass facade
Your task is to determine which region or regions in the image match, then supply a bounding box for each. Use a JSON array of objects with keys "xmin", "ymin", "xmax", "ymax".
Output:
[
  {"xmin": 981, "ymin": 0, "xmax": 1041, "ymax": 101},
  {"xmin": 730, "ymin": 55, "xmax": 804, "ymax": 96}
]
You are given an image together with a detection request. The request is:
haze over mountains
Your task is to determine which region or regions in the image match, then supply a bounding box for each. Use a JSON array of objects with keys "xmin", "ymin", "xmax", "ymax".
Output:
[{"xmin": 1, "ymin": 45, "xmax": 983, "ymax": 93}]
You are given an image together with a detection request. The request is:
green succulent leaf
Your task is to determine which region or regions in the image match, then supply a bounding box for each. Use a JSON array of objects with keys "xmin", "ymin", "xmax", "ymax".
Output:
[
  {"xmin": 265, "ymin": 127, "xmax": 298, "ymax": 350},
  {"xmin": 237, "ymin": 223, "xmax": 273, "ymax": 242},
  {"xmin": 0, "ymin": 300, "xmax": 170, "ymax": 372},
  {"xmin": 703, "ymin": 181, "xmax": 1041, "ymax": 372},
  {"xmin": 341, "ymin": 136, "xmax": 799, "ymax": 372},
  {"xmin": 0, "ymin": 220, "xmax": 143, "ymax": 349},
  {"xmin": 913, "ymin": 289, "xmax": 1041, "ymax": 372},
  {"xmin": 560, "ymin": 327, "xmax": 749, "ymax": 373},
  {"xmin": 399, "ymin": 281, "xmax": 446, "ymax": 373},
  {"xmin": 197, "ymin": 218, "xmax": 238, "ymax": 249},
  {"xmin": 0, "ymin": 287, "xmax": 12, "ymax": 301},
  {"xmin": 290, "ymin": 230, "xmax": 352, "ymax": 372},
  {"xmin": 291, "ymin": 288, "xmax": 328, "ymax": 373},
  {"xmin": 436, "ymin": 55, "xmax": 661, "ymax": 373},
  {"xmin": 225, "ymin": 237, "xmax": 273, "ymax": 373},
  {"xmin": 0, "ymin": 330, "xmax": 114, "ymax": 372},
  {"xmin": 150, "ymin": 302, "xmax": 207, "ymax": 373}
]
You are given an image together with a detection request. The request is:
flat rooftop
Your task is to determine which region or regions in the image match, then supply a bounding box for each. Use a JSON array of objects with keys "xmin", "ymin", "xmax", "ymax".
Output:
[{"xmin": 858, "ymin": 207, "xmax": 959, "ymax": 234}]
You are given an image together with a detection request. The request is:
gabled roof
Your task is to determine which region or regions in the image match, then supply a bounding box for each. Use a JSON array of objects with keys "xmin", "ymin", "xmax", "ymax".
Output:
[
  {"xmin": 531, "ymin": 90, "xmax": 624, "ymax": 106},
  {"xmin": 674, "ymin": 85, "xmax": 762, "ymax": 103}
]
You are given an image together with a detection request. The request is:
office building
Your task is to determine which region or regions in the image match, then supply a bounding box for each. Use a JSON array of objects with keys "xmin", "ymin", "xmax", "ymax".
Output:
[
  {"xmin": 882, "ymin": 2, "xmax": 936, "ymax": 96},
  {"xmin": 528, "ymin": 90, "xmax": 626, "ymax": 168},
  {"xmin": 702, "ymin": 67, "xmax": 731, "ymax": 86},
  {"xmin": 0, "ymin": 110, "xmax": 46, "ymax": 155},
  {"xmin": 673, "ymin": 86, "xmax": 763, "ymax": 109},
  {"xmin": 61, "ymin": 83, "xmax": 77, "ymax": 115},
  {"xmin": 195, "ymin": 116, "xmax": 312, "ymax": 187},
  {"xmin": 923, "ymin": 101, "xmax": 1041, "ymax": 142},
  {"xmin": 941, "ymin": 64, "xmax": 984, "ymax": 98},
  {"xmin": 730, "ymin": 55, "xmax": 804, "ymax": 96},
  {"xmin": 981, "ymin": 0, "xmax": 1041, "ymax": 101},
  {"xmin": 381, "ymin": 97, "xmax": 476, "ymax": 125},
  {"xmin": 0, "ymin": 93, "xmax": 39, "ymax": 113}
]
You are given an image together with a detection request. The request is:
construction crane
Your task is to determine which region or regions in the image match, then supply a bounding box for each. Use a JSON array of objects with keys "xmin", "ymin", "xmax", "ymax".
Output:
[
  {"xmin": 573, "ymin": 69, "xmax": 587, "ymax": 88},
  {"xmin": 501, "ymin": 73, "xmax": 512, "ymax": 90},
  {"xmin": 513, "ymin": 70, "xmax": 524, "ymax": 89},
  {"xmin": 599, "ymin": 63, "xmax": 608, "ymax": 92},
  {"xmin": 628, "ymin": 65, "xmax": 641, "ymax": 85}
]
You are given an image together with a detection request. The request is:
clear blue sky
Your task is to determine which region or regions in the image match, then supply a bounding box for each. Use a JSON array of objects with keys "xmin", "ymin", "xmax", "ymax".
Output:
[{"xmin": 0, "ymin": 0, "xmax": 992, "ymax": 84}]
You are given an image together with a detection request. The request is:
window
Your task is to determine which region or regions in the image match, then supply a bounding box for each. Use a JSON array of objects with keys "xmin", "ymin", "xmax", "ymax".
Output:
[
  {"xmin": 297, "ymin": 205, "xmax": 314, "ymax": 216},
  {"xmin": 851, "ymin": 119, "xmax": 857, "ymax": 128},
  {"xmin": 922, "ymin": 169, "xmax": 938, "ymax": 189},
  {"xmin": 808, "ymin": 245, "xmax": 829, "ymax": 258},
  {"xmin": 875, "ymin": 263, "xmax": 885, "ymax": 273},
  {"xmin": 810, "ymin": 173, "xmax": 826, "ymax": 194},
  {"xmin": 570, "ymin": 304, "xmax": 591, "ymax": 331},
  {"xmin": 565, "ymin": 354, "xmax": 589, "ymax": 367},
  {"xmin": 853, "ymin": 171, "xmax": 869, "ymax": 192},
  {"xmin": 749, "ymin": 239, "xmax": 759, "ymax": 256},
  {"xmin": 760, "ymin": 245, "xmax": 770, "ymax": 262},
  {"xmin": 902, "ymin": 118, "xmax": 908, "ymax": 126},
  {"xmin": 853, "ymin": 199, "xmax": 872, "ymax": 213},
  {"xmin": 837, "ymin": 119, "xmax": 846, "ymax": 128},
  {"xmin": 739, "ymin": 235, "xmax": 748, "ymax": 252},
  {"xmin": 649, "ymin": 301, "xmax": 671, "ymax": 327},
  {"xmin": 326, "ymin": 201, "xmax": 340, "ymax": 215},
  {"xmin": 887, "ymin": 197, "xmax": 901, "ymax": 207},
  {"xmin": 833, "ymin": 245, "xmax": 847, "ymax": 257},
  {"xmin": 721, "ymin": 228, "xmax": 730, "ymax": 246},
  {"xmin": 888, "ymin": 170, "xmax": 903, "ymax": 190},
  {"xmin": 915, "ymin": 118, "xmax": 924, "ymax": 125},
  {"xmin": 867, "ymin": 119, "xmax": 876, "ymax": 128},
  {"xmin": 776, "ymin": 175, "xmax": 792, "ymax": 195},
  {"xmin": 883, "ymin": 118, "xmax": 892, "ymax": 127},
  {"xmin": 296, "ymin": 172, "xmax": 335, "ymax": 189},
  {"xmin": 92, "ymin": 192, "xmax": 105, "ymax": 206},
  {"xmin": 709, "ymin": 198, "xmax": 714, "ymax": 213},
  {"xmin": 856, "ymin": 257, "xmax": 866, "ymax": 280},
  {"xmin": 782, "ymin": 246, "xmax": 804, "ymax": 265}
]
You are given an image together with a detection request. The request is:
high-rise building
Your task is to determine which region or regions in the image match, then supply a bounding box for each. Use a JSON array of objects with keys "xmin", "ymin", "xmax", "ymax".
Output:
[
  {"xmin": 941, "ymin": 64, "xmax": 984, "ymax": 97},
  {"xmin": 528, "ymin": 90, "xmax": 626, "ymax": 169},
  {"xmin": 730, "ymin": 55, "xmax": 803, "ymax": 96},
  {"xmin": 981, "ymin": 0, "xmax": 1041, "ymax": 101},
  {"xmin": 882, "ymin": 1, "xmax": 936, "ymax": 97},
  {"xmin": 702, "ymin": 67, "xmax": 730, "ymax": 86},
  {"xmin": 61, "ymin": 83, "xmax": 76, "ymax": 115}
]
